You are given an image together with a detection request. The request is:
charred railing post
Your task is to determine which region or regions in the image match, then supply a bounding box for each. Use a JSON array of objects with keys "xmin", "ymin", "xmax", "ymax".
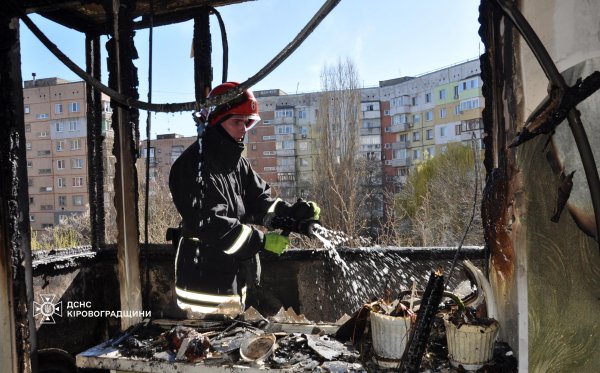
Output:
[
  {"xmin": 105, "ymin": 0, "xmax": 142, "ymax": 329},
  {"xmin": 85, "ymin": 33, "xmax": 106, "ymax": 250},
  {"xmin": 402, "ymin": 271, "xmax": 444, "ymax": 373},
  {"xmin": 193, "ymin": 7, "xmax": 212, "ymax": 101},
  {"xmin": 0, "ymin": 8, "xmax": 37, "ymax": 373}
]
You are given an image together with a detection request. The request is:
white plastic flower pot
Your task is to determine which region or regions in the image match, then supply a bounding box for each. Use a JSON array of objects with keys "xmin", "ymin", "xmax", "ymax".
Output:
[
  {"xmin": 444, "ymin": 317, "xmax": 499, "ymax": 371},
  {"xmin": 370, "ymin": 312, "xmax": 412, "ymax": 368}
]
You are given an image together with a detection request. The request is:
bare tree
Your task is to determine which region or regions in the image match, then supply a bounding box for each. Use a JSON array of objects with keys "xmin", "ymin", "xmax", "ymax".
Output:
[
  {"xmin": 311, "ymin": 58, "xmax": 379, "ymax": 243},
  {"xmin": 137, "ymin": 163, "xmax": 182, "ymax": 244},
  {"xmin": 394, "ymin": 143, "xmax": 484, "ymax": 246}
]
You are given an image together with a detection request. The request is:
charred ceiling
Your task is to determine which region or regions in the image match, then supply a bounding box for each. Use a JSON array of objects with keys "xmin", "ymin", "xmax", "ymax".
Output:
[{"xmin": 20, "ymin": 0, "xmax": 252, "ymax": 33}]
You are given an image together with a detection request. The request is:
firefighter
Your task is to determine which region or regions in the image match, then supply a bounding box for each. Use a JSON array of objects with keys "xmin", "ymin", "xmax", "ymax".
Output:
[{"xmin": 169, "ymin": 82, "xmax": 320, "ymax": 317}]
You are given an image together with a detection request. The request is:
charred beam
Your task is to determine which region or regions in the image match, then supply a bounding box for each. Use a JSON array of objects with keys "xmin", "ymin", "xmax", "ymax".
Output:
[
  {"xmin": 105, "ymin": 0, "xmax": 142, "ymax": 329},
  {"xmin": 86, "ymin": 33, "xmax": 106, "ymax": 250},
  {"xmin": 0, "ymin": 11, "xmax": 37, "ymax": 373},
  {"xmin": 193, "ymin": 7, "xmax": 212, "ymax": 101}
]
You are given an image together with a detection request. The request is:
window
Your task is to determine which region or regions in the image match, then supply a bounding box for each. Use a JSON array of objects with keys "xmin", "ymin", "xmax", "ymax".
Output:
[
  {"xmin": 425, "ymin": 111, "xmax": 433, "ymax": 121},
  {"xmin": 276, "ymin": 125, "xmax": 293, "ymax": 134},
  {"xmin": 384, "ymin": 110, "xmax": 390, "ymax": 116},
  {"xmin": 28, "ymin": 179, "xmax": 33, "ymax": 187},
  {"xmin": 36, "ymin": 113, "xmax": 49, "ymax": 119},
  {"xmin": 69, "ymin": 121, "xmax": 78, "ymax": 131},
  {"xmin": 264, "ymin": 167, "xmax": 276, "ymax": 172},
  {"xmin": 459, "ymin": 98, "xmax": 480, "ymax": 111},
  {"xmin": 69, "ymin": 102, "xmax": 80, "ymax": 113},
  {"xmin": 263, "ymin": 120, "xmax": 272, "ymax": 125},
  {"xmin": 440, "ymin": 126, "xmax": 447, "ymax": 137},
  {"xmin": 73, "ymin": 195, "xmax": 84, "ymax": 206},
  {"xmin": 55, "ymin": 103, "xmax": 63, "ymax": 114},
  {"xmin": 58, "ymin": 177, "xmax": 65, "ymax": 188},
  {"xmin": 42, "ymin": 224, "xmax": 54, "ymax": 229},
  {"xmin": 413, "ymin": 114, "xmax": 421, "ymax": 124},
  {"xmin": 413, "ymin": 131, "xmax": 421, "ymax": 141},
  {"xmin": 455, "ymin": 105, "xmax": 462, "ymax": 115},
  {"xmin": 71, "ymin": 158, "xmax": 84, "ymax": 169},
  {"xmin": 171, "ymin": 145, "xmax": 184, "ymax": 162},
  {"xmin": 298, "ymin": 109, "xmax": 307, "ymax": 119},
  {"xmin": 24, "ymin": 105, "xmax": 30, "ymax": 114},
  {"xmin": 29, "ymin": 215, "xmax": 35, "ymax": 222},
  {"xmin": 439, "ymin": 89, "xmax": 446, "ymax": 100},
  {"xmin": 27, "ymin": 160, "xmax": 32, "ymax": 168},
  {"xmin": 26, "ymin": 142, "xmax": 32, "ymax": 150},
  {"xmin": 29, "ymin": 197, "xmax": 34, "ymax": 204},
  {"xmin": 263, "ymin": 151, "xmax": 276, "ymax": 156},
  {"xmin": 39, "ymin": 169, "xmax": 51, "ymax": 175},
  {"xmin": 59, "ymin": 214, "xmax": 68, "ymax": 223},
  {"xmin": 399, "ymin": 134, "xmax": 408, "ymax": 142},
  {"xmin": 299, "ymin": 141, "xmax": 308, "ymax": 151},
  {"xmin": 413, "ymin": 148, "xmax": 421, "ymax": 160},
  {"xmin": 411, "ymin": 97, "xmax": 417, "ymax": 106},
  {"xmin": 425, "ymin": 93, "xmax": 432, "ymax": 103},
  {"xmin": 275, "ymin": 109, "xmax": 293, "ymax": 118},
  {"xmin": 439, "ymin": 108, "xmax": 446, "ymax": 118},
  {"xmin": 426, "ymin": 129, "xmax": 433, "ymax": 140},
  {"xmin": 70, "ymin": 139, "xmax": 80, "ymax": 150},
  {"xmin": 55, "ymin": 122, "xmax": 64, "ymax": 132},
  {"xmin": 56, "ymin": 140, "xmax": 65, "ymax": 151},
  {"xmin": 57, "ymin": 159, "xmax": 65, "ymax": 170},
  {"xmin": 300, "ymin": 158, "xmax": 309, "ymax": 167},
  {"xmin": 41, "ymin": 205, "xmax": 53, "ymax": 211},
  {"xmin": 25, "ymin": 124, "xmax": 31, "ymax": 132},
  {"xmin": 59, "ymin": 196, "xmax": 67, "ymax": 206},
  {"xmin": 38, "ymin": 150, "xmax": 51, "ymax": 156},
  {"xmin": 454, "ymin": 85, "xmax": 459, "ymax": 99},
  {"xmin": 39, "ymin": 131, "xmax": 48, "ymax": 138},
  {"xmin": 103, "ymin": 101, "xmax": 112, "ymax": 112},
  {"xmin": 251, "ymin": 144, "xmax": 257, "ymax": 150},
  {"xmin": 72, "ymin": 177, "xmax": 84, "ymax": 187},
  {"xmin": 426, "ymin": 147, "xmax": 435, "ymax": 158},
  {"xmin": 262, "ymin": 135, "xmax": 276, "ymax": 141},
  {"xmin": 455, "ymin": 124, "xmax": 462, "ymax": 135},
  {"xmin": 300, "ymin": 127, "xmax": 309, "ymax": 135}
]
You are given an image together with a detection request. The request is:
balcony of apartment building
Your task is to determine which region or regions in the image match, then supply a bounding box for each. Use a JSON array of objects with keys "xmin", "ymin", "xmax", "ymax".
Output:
[
  {"xmin": 360, "ymin": 144, "xmax": 381, "ymax": 152},
  {"xmin": 385, "ymin": 157, "xmax": 411, "ymax": 167},
  {"xmin": 388, "ymin": 95, "xmax": 412, "ymax": 116},
  {"xmin": 360, "ymin": 126, "xmax": 381, "ymax": 136},
  {"xmin": 273, "ymin": 107, "xmax": 295, "ymax": 125},
  {"xmin": 385, "ymin": 123, "xmax": 410, "ymax": 133},
  {"xmin": 391, "ymin": 140, "xmax": 410, "ymax": 150}
]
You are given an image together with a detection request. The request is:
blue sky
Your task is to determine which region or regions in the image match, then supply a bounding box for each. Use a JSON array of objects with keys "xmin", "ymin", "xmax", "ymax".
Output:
[{"xmin": 20, "ymin": 0, "xmax": 482, "ymax": 138}]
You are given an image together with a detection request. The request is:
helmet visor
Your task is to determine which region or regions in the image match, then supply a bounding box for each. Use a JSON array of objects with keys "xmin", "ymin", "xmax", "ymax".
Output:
[{"xmin": 229, "ymin": 114, "xmax": 261, "ymax": 130}]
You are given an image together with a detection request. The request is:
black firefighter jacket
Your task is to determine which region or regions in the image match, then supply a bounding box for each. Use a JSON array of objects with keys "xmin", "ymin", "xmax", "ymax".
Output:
[{"xmin": 169, "ymin": 125, "xmax": 277, "ymax": 314}]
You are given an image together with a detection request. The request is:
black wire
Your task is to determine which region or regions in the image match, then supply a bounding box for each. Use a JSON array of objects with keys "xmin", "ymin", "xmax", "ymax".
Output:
[
  {"xmin": 143, "ymin": 3, "xmax": 154, "ymax": 311},
  {"xmin": 209, "ymin": 6, "xmax": 228, "ymax": 83},
  {"xmin": 19, "ymin": 0, "xmax": 342, "ymax": 113},
  {"xmin": 446, "ymin": 132, "xmax": 480, "ymax": 287}
]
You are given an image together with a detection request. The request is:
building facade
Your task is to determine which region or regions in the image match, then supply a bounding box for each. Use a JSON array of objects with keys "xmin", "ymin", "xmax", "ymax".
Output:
[
  {"xmin": 24, "ymin": 77, "xmax": 113, "ymax": 232},
  {"xmin": 247, "ymin": 59, "xmax": 484, "ymax": 213}
]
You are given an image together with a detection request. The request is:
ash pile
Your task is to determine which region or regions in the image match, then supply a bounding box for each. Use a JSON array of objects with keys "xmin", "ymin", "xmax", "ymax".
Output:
[{"xmin": 112, "ymin": 307, "xmax": 366, "ymax": 372}]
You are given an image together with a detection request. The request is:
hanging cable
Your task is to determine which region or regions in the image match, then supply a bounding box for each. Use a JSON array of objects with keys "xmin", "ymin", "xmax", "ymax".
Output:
[
  {"xmin": 143, "ymin": 2, "xmax": 154, "ymax": 312},
  {"xmin": 209, "ymin": 6, "xmax": 228, "ymax": 83},
  {"xmin": 19, "ymin": 0, "xmax": 341, "ymax": 112},
  {"xmin": 446, "ymin": 131, "xmax": 481, "ymax": 287}
]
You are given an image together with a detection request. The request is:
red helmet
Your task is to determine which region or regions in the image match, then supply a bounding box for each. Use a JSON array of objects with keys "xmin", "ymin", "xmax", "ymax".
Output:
[{"xmin": 204, "ymin": 82, "xmax": 261, "ymax": 130}]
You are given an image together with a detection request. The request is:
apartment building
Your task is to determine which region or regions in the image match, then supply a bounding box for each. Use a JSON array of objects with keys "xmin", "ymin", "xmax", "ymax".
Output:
[
  {"xmin": 248, "ymin": 58, "xmax": 484, "ymax": 203},
  {"xmin": 138, "ymin": 133, "xmax": 197, "ymax": 184},
  {"xmin": 24, "ymin": 77, "xmax": 113, "ymax": 232}
]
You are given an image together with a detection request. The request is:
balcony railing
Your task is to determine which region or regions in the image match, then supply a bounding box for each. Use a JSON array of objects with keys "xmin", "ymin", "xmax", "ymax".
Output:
[
  {"xmin": 386, "ymin": 123, "xmax": 409, "ymax": 133},
  {"xmin": 276, "ymin": 149, "xmax": 295, "ymax": 157},
  {"xmin": 360, "ymin": 127, "xmax": 381, "ymax": 136},
  {"xmin": 386, "ymin": 157, "xmax": 411, "ymax": 167},
  {"xmin": 392, "ymin": 141, "xmax": 410, "ymax": 150}
]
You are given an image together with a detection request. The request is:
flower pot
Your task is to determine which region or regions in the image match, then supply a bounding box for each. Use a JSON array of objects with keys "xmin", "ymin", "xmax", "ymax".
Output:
[
  {"xmin": 444, "ymin": 317, "xmax": 499, "ymax": 371},
  {"xmin": 370, "ymin": 312, "xmax": 412, "ymax": 368}
]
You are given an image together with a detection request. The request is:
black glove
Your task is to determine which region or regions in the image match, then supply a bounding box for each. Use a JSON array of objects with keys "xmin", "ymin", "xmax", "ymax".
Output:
[{"xmin": 276, "ymin": 198, "xmax": 320, "ymax": 221}]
